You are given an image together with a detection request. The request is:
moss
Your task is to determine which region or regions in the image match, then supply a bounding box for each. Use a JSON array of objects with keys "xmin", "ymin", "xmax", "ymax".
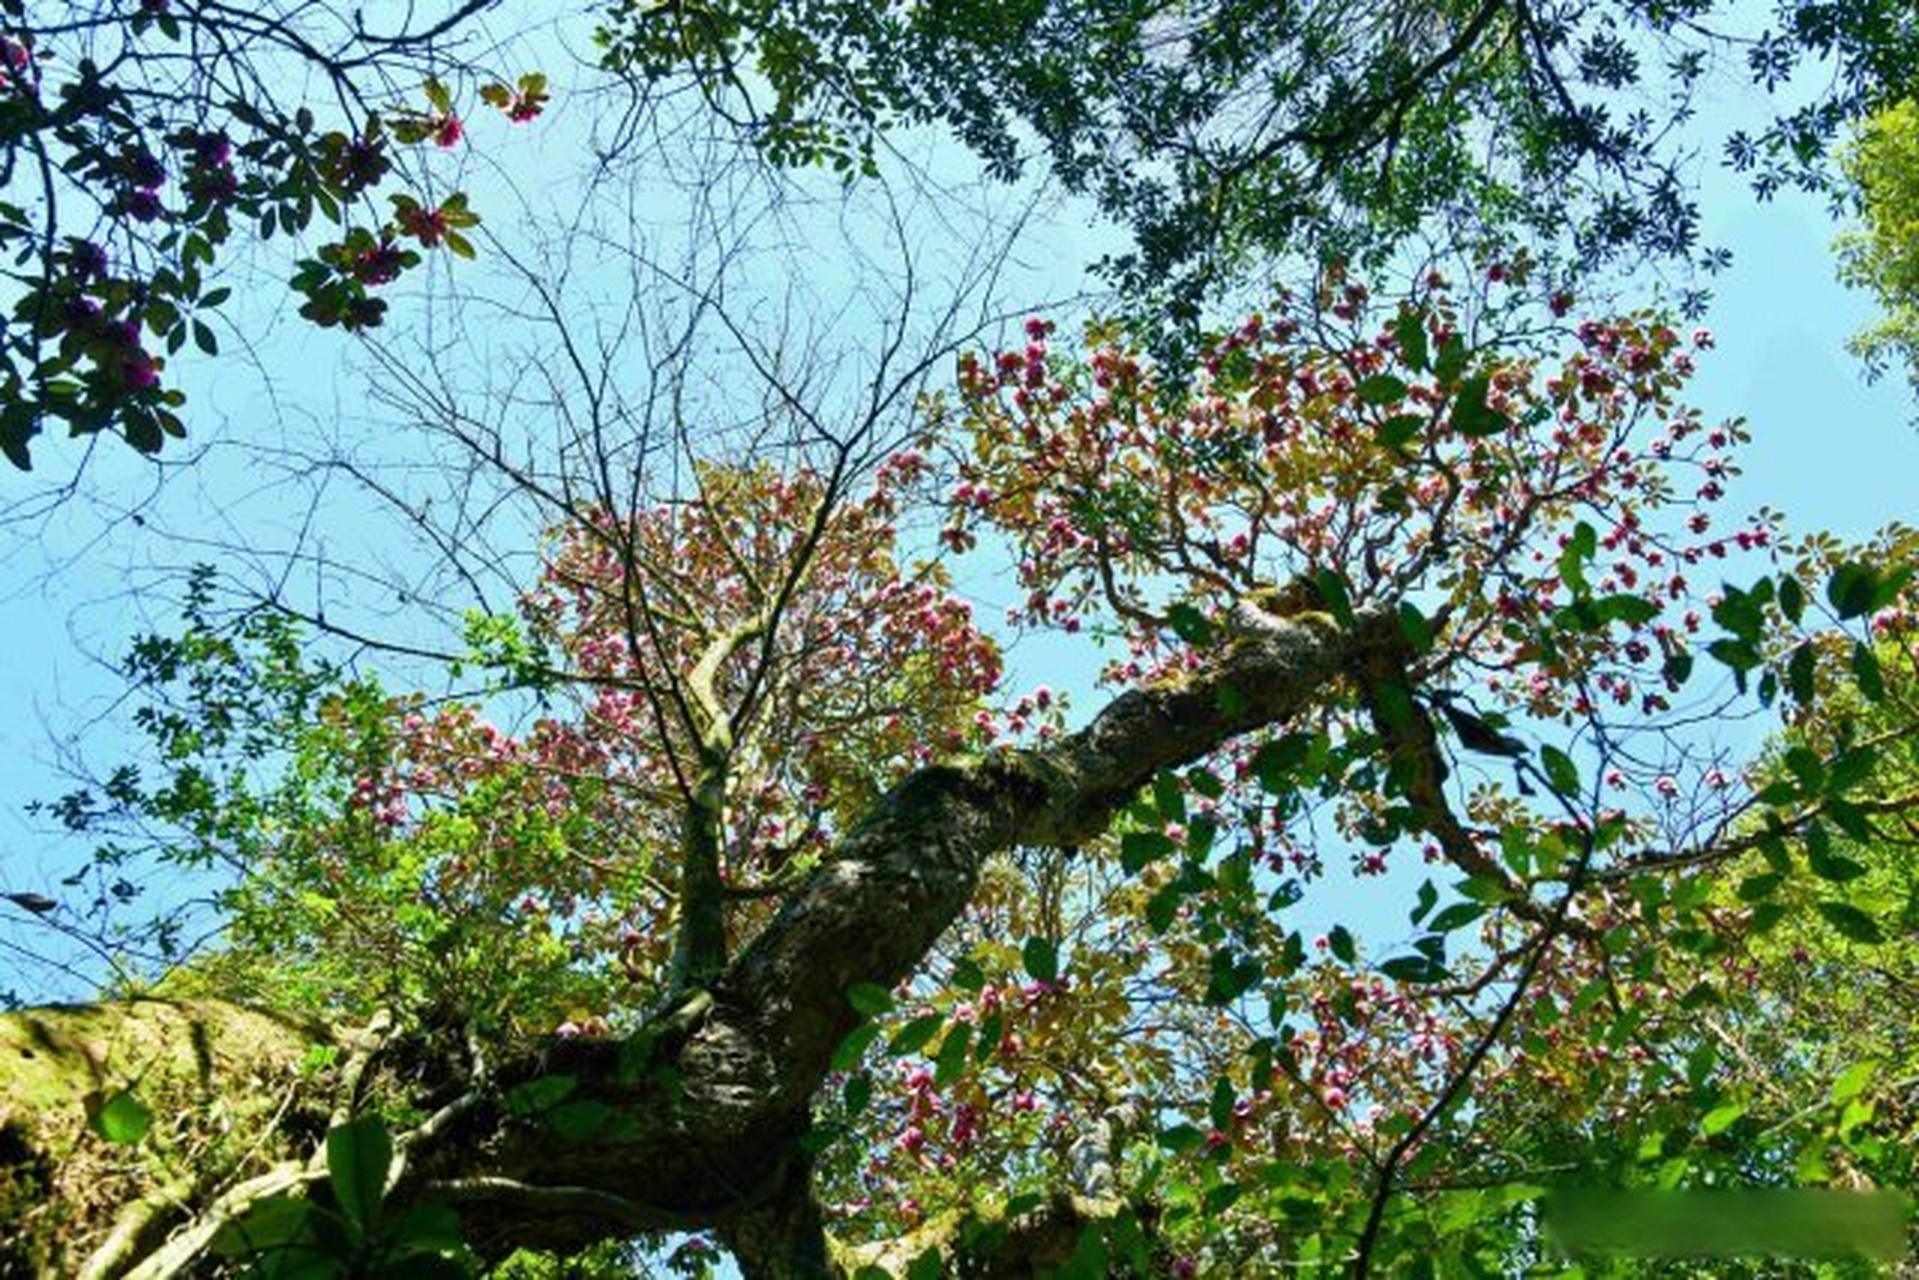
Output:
[{"xmin": 0, "ymin": 998, "xmax": 333, "ymax": 1273}]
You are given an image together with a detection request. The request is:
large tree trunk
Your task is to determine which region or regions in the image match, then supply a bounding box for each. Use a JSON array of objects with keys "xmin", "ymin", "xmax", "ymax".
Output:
[{"xmin": 1, "ymin": 602, "xmax": 1399, "ymax": 1277}]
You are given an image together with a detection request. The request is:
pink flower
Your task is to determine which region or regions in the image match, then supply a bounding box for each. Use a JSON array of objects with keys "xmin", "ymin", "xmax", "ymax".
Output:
[{"xmin": 434, "ymin": 113, "xmax": 465, "ymax": 148}]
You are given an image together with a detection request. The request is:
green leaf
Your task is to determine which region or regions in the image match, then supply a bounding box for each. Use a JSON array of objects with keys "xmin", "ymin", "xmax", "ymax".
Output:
[
  {"xmin": 1700, "ymin": 1100, "xmax": 1747, "ymax": 1136},
  {"xmin": 1202, "ymin": 1182, "xmax": 1243, "ymax": 1214},
  {"xmin": 212, "ymin": 1196, "xmax": 314, "ymax": 1256},
  {"xmin": 1166, "ymin": 601, "xmax": 1213, "ymax": 645},
  {"xmin": 1787, "ymin": 641, "xmax": 1817, "ymax": 704},
  {"xmin": 1434, "ymin": 333, "xmax": 1468, "ymax": 385},
  {"xmin": 1558, "ymin": 522, "xmax": 1596, "ymax": 596},
  {"xmin": 1251, "ymin": 733, "xmax": 1314, "ymax": 791},
  {"xmin": 830, "ymin": 1022, "xmax": 881, "ymax": 1072},
  {"xmin": 1816, "ymin": 901, "xmax": 1885, "ymax": 944},
  {"xmin": 1380, "ymin": 955, "xmax": 1446, "ymax": 983},
  {"xmin": 1376, "ymin": 413, "xmax": 1423, "ymax": 448},
  {"xmin": 91, "ymin": 1088, "xmax": 153, "ymax": 1145},
  {"xmin": 1210, "ymin": 1075, "xmax": 1236, "ymax": 1131},
  {"xmin": 1313, "ymin": 569, "xmax": 1354, "ymax": 625},
  {"xmin": 934, "ymin": 1024, "xmax": 973, "ymax": 1086},
  {"xmin": 1328, "ymin": 925, "xmax": 1356, "ymax": 964},
  {"xmin": 975, "ymin": 1010, "xmax": 1004, "ymax": 1064},
  {"xmin": 1539, "ymin": 745, "xmax": 1579, "ymax": 797},
  {"xmin": 1826, "ymin": 798, "xmax": 1876, "ymax": 841},
  {"xmin": 889, "ymin": 1014, "xmax": 945, "ymax": 1057},
  {"xmin": 193, "ymin": 320, "xmax": 219, "ymax": 355},
  {"xmin": 1146, "ymin": 881, "xmax": 1182, "ymax": 933},
  {"xmin": 1120, "ymin": 829, "xmax": 1176, "ymax": 872},
  {"xmin": 547, "ymin": 1099, "xmax": 614, "ymax": 1143},
  {"xmin": 1592, "ymin": 593, "xmax": 1659, "ymax": 626},
  {"xmin": 1778, "ymin": 574, "xmax": 1805, "ymax": 622},
  {"xmin": 1737, "ymin": 873, "xmax": 1782, "ymax": 901},
  {"xmin": 1395, "ymin": 602, "xmax": 1435, "ymax": 654},
  {"xmin": 1356, "ymin": 374, "xmax": 1408, "ymax": 405},
  {"xmin": 1409, "ymin": 879, "xmax": 1438, "ymax": 926},
  {"xmin": 843, "ymin": 1071, "xmax": 873, "ymax": 1116},
  {"xmin": 1153, "ymin": 769, "xmax": 1186, "ymax": 823},
  {"xmin": 1451, "ymin": 373, "xmax": 1509, "ymax": 436},
  {"xmin": 326, "ymin": 1117, "xmax": 392, "ymax": 1240},
  {"xmin": 1204, "ymin": 947, "xmax": 1262, "ymax": 1005},
  {"xmin": 1394, "ymin": 310, "xmax": 1429, "ymax": 372},
  {"xmin": 846, "ymin": 982, "xmax": 895, "ymax": 1018},
  {"xmin": 1830, "ymin": 1060, "xmax": 1877, "ymax": 1105},
  {"xmin": 1159, "ymin": 1122, "xmax": 1207, "ymax": 1155},
  {"xmin": 1853, "ymin": 642, "xmax": 1885, "ymax": 702},
  {"xmin": 1022, "ymin": 936, "xmax": 1059, "ymax": 984},
  {"xmin": 949, "ymin": 956, "xmax": 986, "ymax": 992},
  {"xmin": 1827, "ymin": 563, "xmax": 1879, "ymax": 619},
  {"xmin": 1428, "ymin": 901, "xmax": 1487, "ymax": 932}
]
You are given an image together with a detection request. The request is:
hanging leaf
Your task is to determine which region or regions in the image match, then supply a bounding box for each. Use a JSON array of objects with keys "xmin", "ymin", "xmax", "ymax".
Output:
[
  {"xmin": 934, "ymin": 1024, "xmax": 973, "ymax": 1086},
  {"xmin": 1816, "ymin": 901, "xmax": 1885, "ymax": 944},
  {"xmin": 1328, "ymin": 925, "xmax": 1356, "ymax": 964},
  {"xmin": 846, "ymin": 982, "xmax": 895, "ymax": 1018},
  {"xmin": 889, "ymin": 1014, "xmax": 944, "ymax": 1057},
  {"xmin": 1022, "ymin": 936, "xmax": 1059, "ymax": 984},
  {"xmin": 1451, "ymin": 373, "xmax": 1509, "ymax": 436},
  {"xmin": 326, "ymin": 1117, "xmax": 393, "ymax": 1239}
]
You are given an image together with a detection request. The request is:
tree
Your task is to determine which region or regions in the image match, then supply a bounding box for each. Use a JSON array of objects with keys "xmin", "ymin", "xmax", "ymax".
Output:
[
  {"xmin": 7, "ymin": 4, "xmax": 1919, "ymax": 1279},
  {"xmin": 1837, "ymin": 98, "xmax": 1919, "ymax": 406},
  {"xmin": 6, "ymin": 260, "xmax": 1916, "ymax": 1275},
  {"xmin": 0, "ymin": 1, "xmax": 540, "ymax": 467},
  {"xmin": 601, "ymin": 0, "xmax": 1919, "ymax": 326}
]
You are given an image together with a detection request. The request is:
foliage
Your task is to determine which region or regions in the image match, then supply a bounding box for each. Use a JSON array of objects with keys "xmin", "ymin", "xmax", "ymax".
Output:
[
  {"xmin": 11, "ymin": 9, "xmax": 1919, "ymax": 1273},
  {"xmin": 601, "ymin": 0, "xmax": 1919, "ymax": 328},
  {"xmin": 58, "ymin": 461, "xmax": 1002, "ymax": 1034},
  {"xmin": 216, "ymin": 1119, "xmax": 474, "ymax": 1277},
  {"xmin": 37, "ymin": 276, "xmax": 1919, "ymax": 1273},
  {"xmin": 1837, "ymin": 98, "xmax": 1919, "ymax": 403},
  {"xmin": 0, "ymin": 4, "xmax": 539, "ymax": 467}
]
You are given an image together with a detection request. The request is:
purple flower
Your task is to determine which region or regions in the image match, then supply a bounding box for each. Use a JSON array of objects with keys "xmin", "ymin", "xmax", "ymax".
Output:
[
  {"xmin": 119, "ymin": 350, "xmax": 160, "ymax": 390},
  {"xmin": 190, "ymin": 131, "xmax": 231, "ymax": 167},
  {"xmin": 185, "ymin": 163, "xmax": 237, "ymax": 204},
  {"xmin": 124, "ymin": 148, "xmax": 166, "ymax": 190},
  {"xmin": 124, "ymin": 188, "xmax": 163, "ymax": 222},
  {"xmin": 67, "ymin": 239, "xmax": 107, "ymax": 280},
  {"xmin": 61, "ymin": 296, "xmax": 102, "ymax": 332}
]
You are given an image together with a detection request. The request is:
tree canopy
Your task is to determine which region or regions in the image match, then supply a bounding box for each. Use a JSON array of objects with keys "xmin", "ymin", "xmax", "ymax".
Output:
[{"xmin": 3, "ymin": 3, "xmax": 1919, "ymax": 1279}]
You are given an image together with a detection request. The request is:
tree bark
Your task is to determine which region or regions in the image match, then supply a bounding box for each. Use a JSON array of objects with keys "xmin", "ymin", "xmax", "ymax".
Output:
[{"xmin": 0, "ymin": 602, "xmax": 1398, "ymax": 1276}]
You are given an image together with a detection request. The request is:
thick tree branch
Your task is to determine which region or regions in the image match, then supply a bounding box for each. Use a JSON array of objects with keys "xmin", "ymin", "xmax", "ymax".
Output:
[{"xmin": 2, "ymin": 604, "xmax": 1399, "ymax": 1274}]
